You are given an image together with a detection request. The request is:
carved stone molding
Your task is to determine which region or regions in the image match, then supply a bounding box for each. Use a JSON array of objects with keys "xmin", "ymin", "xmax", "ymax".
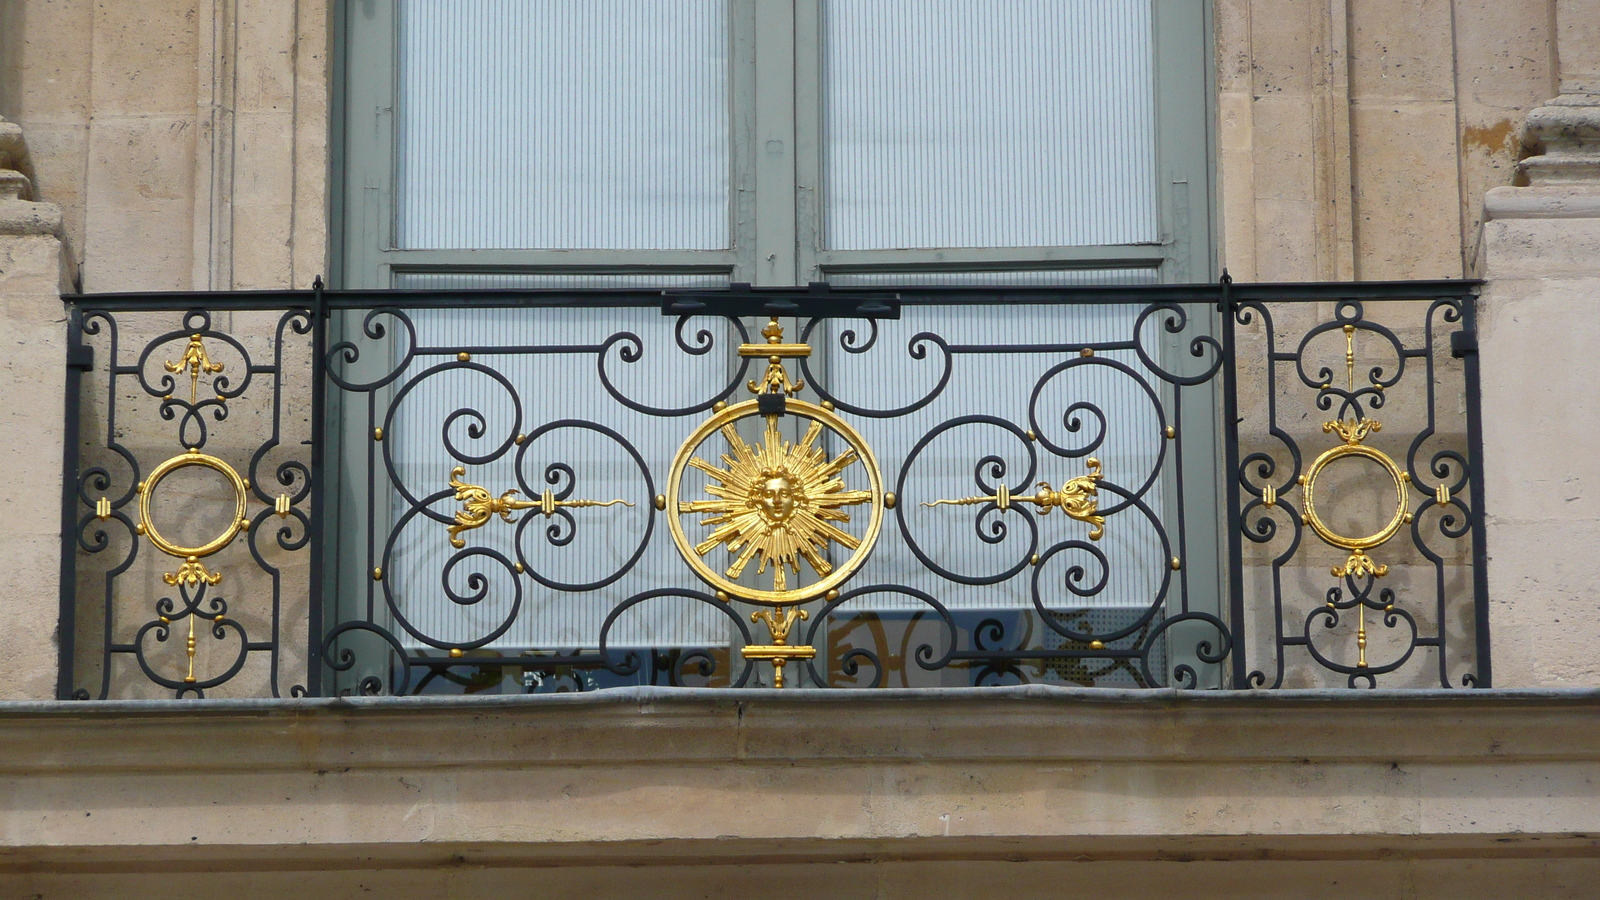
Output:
[
  {"xmin": 0, "ymin": 116, "xmax": 62, "ymax": 238},
  {"xmin": 1519, "ymin": 96, "xmax": 1600, "ymax": 185}
]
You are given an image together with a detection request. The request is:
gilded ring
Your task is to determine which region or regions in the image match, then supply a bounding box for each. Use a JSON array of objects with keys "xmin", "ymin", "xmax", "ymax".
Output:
[
  {"xmin": 665, "ymin": 398, "xmax": 883, "ymax": 606},
  {"xmin": 1301, "ymin": 442, "xmax": 1409, "ymax": 552},
  {"xmin": 137, "ymin": 448, "xmax": 250, "ymax": 560}
]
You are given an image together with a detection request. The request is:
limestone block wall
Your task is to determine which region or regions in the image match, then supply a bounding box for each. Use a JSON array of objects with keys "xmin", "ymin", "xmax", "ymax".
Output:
[
  {"xmin": 0, "ymin": 0, "xmax": 329, "ymax": 292},
  {"xmin": 0, "ymin": 0, "xmax": 1562, "ymax": 292},
  {"xmin": 1216, "ymin": 0, "xmax": 1555, "ymax": 282},
  {"xmin": 0, "ymin": 116, "xmax": 66, "ymax": 700}
]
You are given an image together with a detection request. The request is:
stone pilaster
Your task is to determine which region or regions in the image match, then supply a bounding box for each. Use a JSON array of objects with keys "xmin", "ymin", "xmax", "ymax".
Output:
[
  {"xmin": 1477, "ymin": 0, "xmax": 1600, "ymax": 686},
  {"xmin": 0, "ymin": 116, "xmax": 67, "ymax": 699}
]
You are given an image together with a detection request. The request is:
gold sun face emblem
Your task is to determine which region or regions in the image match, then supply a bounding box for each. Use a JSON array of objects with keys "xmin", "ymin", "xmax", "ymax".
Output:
[
  {"xmin": 685, "ymin": 415, "xmax": 871, "ymax": 591},
  {"xmin": 666, "ymin": 401, "xmax": 884, "ymax": 605}
]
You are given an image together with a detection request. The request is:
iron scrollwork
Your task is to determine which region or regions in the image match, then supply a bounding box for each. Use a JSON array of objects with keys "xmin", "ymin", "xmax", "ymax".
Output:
[{"xmin": 60, "ymin": 279, "xmax": 1490, "ymax": 697}]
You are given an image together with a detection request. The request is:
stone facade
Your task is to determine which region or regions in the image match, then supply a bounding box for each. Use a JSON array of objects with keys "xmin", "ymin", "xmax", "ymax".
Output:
[{"xmin": 4, "ymin": 1, "xmax": 1600, "ymax": 896}]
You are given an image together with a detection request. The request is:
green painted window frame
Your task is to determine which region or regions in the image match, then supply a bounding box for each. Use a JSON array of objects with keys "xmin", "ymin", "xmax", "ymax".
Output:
[
  {"xmin": 326, "ymin": 0, "xmax": 1226, "ymax": 690},
  {"xmin": 332, "ymin": 0, "xmax": 1216, "ymax": 290}
]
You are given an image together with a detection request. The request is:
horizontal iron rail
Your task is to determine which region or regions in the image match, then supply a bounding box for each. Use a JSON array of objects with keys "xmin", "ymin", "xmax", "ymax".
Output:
[{"xmin": 62, "ymin": 279, "xmax": 1482, "ymax": 313}]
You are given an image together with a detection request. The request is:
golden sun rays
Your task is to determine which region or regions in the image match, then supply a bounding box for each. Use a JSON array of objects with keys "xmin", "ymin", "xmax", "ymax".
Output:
[{"xmin": 680, "ymin": 414, "xmax": 873, "ymax": 593}]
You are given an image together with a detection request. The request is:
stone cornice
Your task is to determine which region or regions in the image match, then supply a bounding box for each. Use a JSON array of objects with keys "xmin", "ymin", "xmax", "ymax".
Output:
[
  {"xmin": 4, "ymin": 688, "xmax": 1600, "ymax": 867},
  {"xmin": 2, "ymin": 686, "xmax": 1599, "ymax": 773}
]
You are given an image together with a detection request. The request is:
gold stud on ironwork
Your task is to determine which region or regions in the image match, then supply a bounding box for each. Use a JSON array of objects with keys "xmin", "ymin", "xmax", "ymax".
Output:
[
  {"xmin": 457, "ymin": 352, "xmax": 471, "ymax": 363},
  {"xmin": 372, "ymin": 567, "xmax": 383, "ymax": 581},
  {"xmin": 715, "ymin": 590, "xmax": 730, "ymax": 603},
  {"xmin": 1080, "ymin": 348, "xmax": 1094, "ymax": 358},
  {"xmin": 1165, "ymin": 426, "xmax": 1176, "ymax": 439},
  {"xmin": 514, "ymin": 562, "xmax": 525, "ymax": 574},
  {"xmin": 821, "ymin": 400, "xmax": 835, "ymax": 411},
  {"xmin": 1089, "ymin": 640, "xmax": 1105, "ymax": 650},
  {"xmin": 826, "ymin": 589, "xmax": 840, "ymax": 601},
  {"xmin": 373, "ymin": 427, "xmax": 383, "ymax": 441},
  {"xmin": 713, "ymin": 401, "xmax": 727, "ymax": 412},
  {"xmin": 884, "ymin": 492, "xmax": 897, "ymax": 510},
  {"xmin": 515, "ymin": 434, "xmax": 525, "ymax": 445},
  {"xmin": 1171, "ymin": 557, "xmax": 1182, "ymax": 571},
  {"xmin": 654, "ymin": 494, "xmax": 666, "ymax": 511},
  {"xmin": 449, "ymin": 648, "xmax": 463, "ymax": 658}
]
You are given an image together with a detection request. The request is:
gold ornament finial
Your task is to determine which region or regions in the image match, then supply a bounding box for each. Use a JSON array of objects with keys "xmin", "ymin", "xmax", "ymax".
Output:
[
  {"xmin": 923, "ymin": 458, "xmax": 1108, "ymax": 540},
  {"xmin": 445, "ymin": 466, "xmax": 632, "ymax": 549},
  {"xmin": 742, "ymin": 605, "xmax": 816, "ymax": 688},
  {"xmin": 738, "ymin": 317, "xmax": 810, "ymax": 397},
  {"xmin": 164, "ymin": 334, "xmax": 225, "ymax": 404}
]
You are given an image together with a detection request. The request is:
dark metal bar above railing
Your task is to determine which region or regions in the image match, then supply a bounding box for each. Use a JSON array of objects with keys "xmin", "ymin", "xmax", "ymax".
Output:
[{"xmin": 57, "ymin": 278, "xmax": 1488, "ymax": 698}]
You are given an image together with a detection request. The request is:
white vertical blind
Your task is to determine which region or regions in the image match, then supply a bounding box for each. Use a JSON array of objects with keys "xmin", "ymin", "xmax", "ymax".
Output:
[
  {"xmin": 396, "ymin": 0, "xmax": 731, "ymax": 250},
  {"xmin": 821, "ymin": 0, "xmax": 1159, "ymax": 250}
]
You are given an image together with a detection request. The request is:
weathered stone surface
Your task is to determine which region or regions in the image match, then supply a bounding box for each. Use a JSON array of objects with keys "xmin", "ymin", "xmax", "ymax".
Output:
[
  {"xmin": 0, "ymin": 689, "xmax": 1597, "ymax": 848},
  {"xmin": 0, "ymin": 153, "xmax": 65, "ymax": 701}
]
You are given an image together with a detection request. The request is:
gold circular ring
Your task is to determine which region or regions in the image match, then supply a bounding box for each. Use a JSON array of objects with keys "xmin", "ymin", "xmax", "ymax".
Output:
[
  {"xmin": 137, "ymin": 448, "xmax": 250, "ymax": 559},
  {"xmin": 1301, "ymin": 442, "xmax": 1409, "ymax": 551},
  {"xmin": 665, "ymin": 398, "xmax": 883, "ymax": 606}
]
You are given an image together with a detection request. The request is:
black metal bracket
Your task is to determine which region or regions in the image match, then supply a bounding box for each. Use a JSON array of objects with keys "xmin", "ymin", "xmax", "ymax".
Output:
[
  {"xmin": 661, "ymin": 282, "xmax": 900, "ymax": 320},
  {"xmin": 1451, "ymin": 329, "xmax": 1478, "ymax": 358},
  {"xmin": 66, "ymin": 343, "xmax": 93, "ymax": 371},
  {"xmin": 757, "ymin": 392, "xmax": 787, "ymax": 417}
]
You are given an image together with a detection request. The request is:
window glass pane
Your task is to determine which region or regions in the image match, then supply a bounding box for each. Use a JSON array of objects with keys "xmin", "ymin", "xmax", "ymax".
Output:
[
  {"xmin": 392, "ymin": 273, "xmax": 731, "ymax": 290},
  {"xmin": 821, "ymin": 0, "xmax": 1159, "ymax": 250},
  {"xmin": 396, "ymin": 0, "xmax": 731, "ymax": 251},
  {"xmin": 825, "ymin": 268, "xmax": 1159, "ymax": 287}
]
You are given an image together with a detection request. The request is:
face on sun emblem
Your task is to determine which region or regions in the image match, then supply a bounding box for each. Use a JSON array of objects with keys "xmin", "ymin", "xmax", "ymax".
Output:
[
  {"xmin": 752, "ymin": 470, "xmax": 800, "ymax": 523},
  {"xmin": 665, "ymin": 400, "xmax": 884, "ymax": 604}
]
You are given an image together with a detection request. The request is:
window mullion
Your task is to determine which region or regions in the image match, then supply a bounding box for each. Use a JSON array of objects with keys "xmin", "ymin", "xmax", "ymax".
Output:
[{"xmin": 750, "ymin": 0, "xmax": 798, "ymax": 286}]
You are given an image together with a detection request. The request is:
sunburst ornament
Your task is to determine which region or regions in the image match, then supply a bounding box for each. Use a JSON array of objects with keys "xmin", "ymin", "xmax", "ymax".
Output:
[{"xmin": 665, "ymin": 336, "xmax": 884, "ymax": 605}]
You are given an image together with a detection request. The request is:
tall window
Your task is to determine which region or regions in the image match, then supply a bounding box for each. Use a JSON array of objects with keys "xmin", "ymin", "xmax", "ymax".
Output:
[
  {"xmin": 333, "ymin": 0, "xmax": 1219, "ymax": 688},
  {"xmin": 337, "ymin": 0, "xmax": 1214, "ymax": 288}
]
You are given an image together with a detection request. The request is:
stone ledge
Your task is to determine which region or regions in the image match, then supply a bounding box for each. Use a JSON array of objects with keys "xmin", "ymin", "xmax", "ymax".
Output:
[
  {"xmin": 1484, "ymin": 185, "xmax": 1600, "ymax": 220},
  {"xmin": 0, "ymin": 199, "xmax": 63, "ymax": 237},
  {"xmin": 2, "ymin": 686, "xmax": 1599, "ymax": 771},
  {"xmin": 3, "ymin": 833, "xmax": 1600, "ymax": 875},
  {"xmin": 3, "ymin": 690, "xmax": 1599, "ymax": 865}
]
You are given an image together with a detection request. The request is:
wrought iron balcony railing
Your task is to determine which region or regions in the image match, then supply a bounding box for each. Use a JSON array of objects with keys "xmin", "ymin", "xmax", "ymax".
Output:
[{"xmin": 58, "ymin": 279, "xmax": 1489, "ymax": 698}]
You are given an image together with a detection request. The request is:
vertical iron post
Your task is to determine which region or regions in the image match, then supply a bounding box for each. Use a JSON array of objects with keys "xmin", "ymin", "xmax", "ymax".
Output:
[
  {"xmin": 1458, "ymin": 292, "xmax": 1492, "ymax": 688},
  {"xmin": 1218, "ymin": 272, "xmax": 1248, "ymax": 688},
  {"xmin": 57, "ymin": 304, "xmax": 89, "ymax": 700},
  {"xmin": 306, "ymin": 276, "xmax": 327, "ymax": 696}
]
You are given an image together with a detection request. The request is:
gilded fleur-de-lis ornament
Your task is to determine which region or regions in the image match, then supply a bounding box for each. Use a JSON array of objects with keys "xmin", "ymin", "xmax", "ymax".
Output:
[
  {"xmin": 923, "ymin": 457, "xmax": 1109, "ymax": 540},
  {"xmin": 164, "ymin": 334, "xmax": 224, "ymax": 403},
  {"xmin": 445, "ymin": 466, "xmax": 632, "ymax": 549}
]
